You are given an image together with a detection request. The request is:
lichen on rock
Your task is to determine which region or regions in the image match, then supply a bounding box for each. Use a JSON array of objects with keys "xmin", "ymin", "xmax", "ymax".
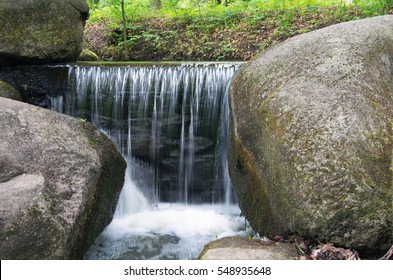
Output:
[
  {"xmin": 228, "ymin": 15, "xmax": 393, "ymax": 255},
  {"xmin": 0, "ymin": 0, "xmax": 89, "ymax": 64}
]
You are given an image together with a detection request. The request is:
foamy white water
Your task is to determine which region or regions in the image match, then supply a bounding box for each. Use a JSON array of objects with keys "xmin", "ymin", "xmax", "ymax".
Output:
[
  {"xmin": 86, "ymin": 202, "xmax": 248, "ymax": 260},
  {"xmin": 86, "ymin": 159, "xmax": 249, "ymax": 260},
  {"xmin": 113, "ymin": 163, "xmax": 153, "ymax": 218},
  {"xmin": 111, "ymin": 204, "xmax": 244, "ymax": 237}
]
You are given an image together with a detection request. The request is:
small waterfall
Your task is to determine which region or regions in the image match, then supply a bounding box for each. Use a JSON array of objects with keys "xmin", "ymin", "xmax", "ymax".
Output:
[
  {"xmin": 49, "ymin": 63, "xmax": 248, "ymax": 259},
  {"xmin": 53, "ymin": 63, "xmax": 239, "ymax": 207}
]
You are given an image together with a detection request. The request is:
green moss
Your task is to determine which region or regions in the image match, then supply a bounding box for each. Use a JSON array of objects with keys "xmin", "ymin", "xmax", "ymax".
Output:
[
  {"xmin": 1, "ymin": 224, "xmax": 21, "ymax": 243},
  {"xmin": 259, "ymin": 105, "xmax": 289, "ymax": 141},
  {"xmin": 0, "ymin": 0, "xmax": 85, "ymax": 63},
  {"xmin": 77, "ymin": 49, "xmax": 100, "ymax": 61},
  {"xmin": 233, "ymin": 138, "xmax": 277, "ymax": 236},
  {"xmin": 6, "ymin": 225, "xmax": 20, "ymax": 236},
  {"xmin": 70, "ymin": 120, "xmax": 126, "ymax": 259},
  {"xmin": 362, "ymin": 124, "xmax": 393, "ymax": 194},
  {"xmin": 391, "ymin": 148, "xmax": 393, "ymax": 182},
  {"xmin": 79, "ymin": 120, "xmax": 97, "ymax": 150},
  {"xmin": 391, "ymin": 147, "xmax": 393, "ymax": 213},
  {"xmin": 29, "ymin": 206, "xmax": 42, "ymax": 218},
  {"xmin": 0, "ymin": 80, "xmax": 22, "ymax": 101}
]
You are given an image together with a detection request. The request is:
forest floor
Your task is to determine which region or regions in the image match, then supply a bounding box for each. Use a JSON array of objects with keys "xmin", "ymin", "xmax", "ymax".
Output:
[{"xmin": 84, "ymin": 5, "xmax": 393, "ymax": 61}]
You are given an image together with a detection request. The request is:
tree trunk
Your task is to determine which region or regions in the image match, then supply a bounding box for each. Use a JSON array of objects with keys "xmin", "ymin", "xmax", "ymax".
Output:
[{"xmin": 121, "ymin": 0, "xmax": 129, "ymax": 60}]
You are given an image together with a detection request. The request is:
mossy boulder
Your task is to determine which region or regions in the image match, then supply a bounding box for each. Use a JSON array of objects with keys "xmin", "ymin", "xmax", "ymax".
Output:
[
  {"xmin": 0, "ymin": 97, "xmax": 126, "ymax": 259},
  {"xmin": 228, "ymin": 16, "xmax": 393, "ymax": 255},
  {"xmin": 0, "ymin": 80, "xmax": 21, "ymax": 101},
  {"xmin": 0, "ymin": 0, "xmax": 89, "ymax": 64},
  {"xmin": 78, "ymin": 49, "xmax": 100, "ymax": 61}
]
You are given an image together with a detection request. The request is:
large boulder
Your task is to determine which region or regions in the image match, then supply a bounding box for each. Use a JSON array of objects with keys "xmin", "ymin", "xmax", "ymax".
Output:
[
  {"xmin": 228, "ymin": 16, "xmax": 393, "ymax": 255},
  {"xmin": 0, "ymin": 0, "xmax": 89, "ymax": 64},
  {"xmin": 0, "ymin": 97, "xmax": 126, "ymax": 259}
]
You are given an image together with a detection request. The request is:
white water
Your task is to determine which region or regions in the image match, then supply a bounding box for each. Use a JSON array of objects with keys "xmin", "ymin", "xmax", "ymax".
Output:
[
  {"xmin": 84, "ymin": 163, "xmax": 248, "ymax": 259},
  {"xmin": 87, "ymin": 159, "xmax": 248, "ymax": 260},
  {"xmin": 114, "ymin": 163, "xmax": 153, "ymax": 217},
  {"xmin": 50, "ymin": 63, "xmax": 249, "ymax": 259},
  {"xmin": 87, "ymin": 201, "xmax": 247, "ymax": 259}
]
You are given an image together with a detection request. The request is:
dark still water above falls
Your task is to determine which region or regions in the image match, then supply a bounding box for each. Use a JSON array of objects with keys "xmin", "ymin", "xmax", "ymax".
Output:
[{"xmin": 48, "ymin": 63, "xmax": 249, "ymax": 259}]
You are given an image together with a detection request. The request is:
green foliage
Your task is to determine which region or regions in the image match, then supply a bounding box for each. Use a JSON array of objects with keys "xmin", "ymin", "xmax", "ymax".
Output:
[
  {"xmin": 87, "ymin": 0, "xmax": 392, "ymax": 21},
  {"xmin": 84, "ymin": 0, "xmax": 392, "ymax": 61}
]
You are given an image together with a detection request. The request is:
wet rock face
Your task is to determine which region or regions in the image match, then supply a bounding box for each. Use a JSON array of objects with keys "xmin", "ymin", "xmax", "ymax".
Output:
[
  {"xmin": 0, "ymin": 97, "xmax": 126, "ymax": 259},
  {"xmin": 0, "ymin": 80, "xmax": 21, "ymax": 101},
  {"xmin": 0, "ymin": 0, "xmax": 89, "ymax": 64},
  {"xmin": 228, "ymin": 16, "xmax": 393, "ymax": 254},
  {"xmin": 0, "ymin": 65, "xmax": 70, "ymax": 107}
]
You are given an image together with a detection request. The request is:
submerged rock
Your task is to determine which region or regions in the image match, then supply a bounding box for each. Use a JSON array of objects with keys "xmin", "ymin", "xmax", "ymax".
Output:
[
  {"xmin": 0, "ymin": 97, "xmax": 126, "ymax": 259},
  {"xmin": 228, "ymin": 16, "xmax": 393, "ymax": 254},
  {"xmin": 198, "ymin": 237, "xmax": 298, "ymax": 260},
  {"xmin": 0, "ymin": 0, "xmax": 89, "ymax": 64}
]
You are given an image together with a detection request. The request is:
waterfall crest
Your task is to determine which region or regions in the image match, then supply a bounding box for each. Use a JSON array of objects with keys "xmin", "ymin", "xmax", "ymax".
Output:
[
  {"xmin": 50, "ymin": 63, "xmax": 248, "ymax": 259},
  {"xmin": 52, "ymin": 63, "xmax": 240, "ymax": 209}
]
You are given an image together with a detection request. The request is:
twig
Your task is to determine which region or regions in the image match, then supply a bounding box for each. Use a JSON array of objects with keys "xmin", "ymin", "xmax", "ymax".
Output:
[
  {"xmin": 379, "ymin": 245, "xmax": 393, "ymax": 260},
  {"xmin": 294, "ymin": 243, "xmax": 305, "ymax": 255}
]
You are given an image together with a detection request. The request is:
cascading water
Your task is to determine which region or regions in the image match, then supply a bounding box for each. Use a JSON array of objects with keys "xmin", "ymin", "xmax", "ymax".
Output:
[{"xmin": 49, "ymin": 63, "xmax": 249, "ymax": 260}]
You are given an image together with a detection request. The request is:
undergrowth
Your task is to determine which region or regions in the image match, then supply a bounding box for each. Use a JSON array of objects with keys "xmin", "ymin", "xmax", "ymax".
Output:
[{"xmin": 84, "ymin": 0, "xmax": 393, "ymax": 61}]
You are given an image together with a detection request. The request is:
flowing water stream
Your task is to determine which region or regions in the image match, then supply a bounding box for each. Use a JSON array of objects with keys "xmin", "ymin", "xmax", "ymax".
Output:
[{"xmin": 49, "ymin": 62, "xmax": 249, "ymax": 260}]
